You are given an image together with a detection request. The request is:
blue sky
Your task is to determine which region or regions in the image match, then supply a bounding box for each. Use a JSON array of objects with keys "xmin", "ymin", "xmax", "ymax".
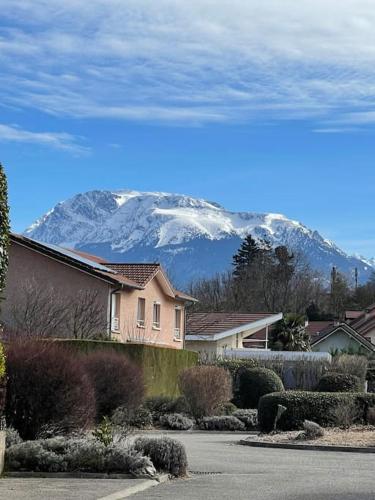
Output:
[{"xmin": 2, "ymin": 1, "xmax": 375, "ymax": 258}]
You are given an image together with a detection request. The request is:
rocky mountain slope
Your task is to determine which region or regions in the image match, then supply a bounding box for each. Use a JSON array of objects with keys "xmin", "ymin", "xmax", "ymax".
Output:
[{"xmin": 24, "ymin": 189, "xmax": 374, "ymax": 287}]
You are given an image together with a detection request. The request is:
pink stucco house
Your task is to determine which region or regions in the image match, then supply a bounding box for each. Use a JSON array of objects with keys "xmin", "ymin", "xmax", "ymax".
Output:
[{"xmin": 2, "ymin": 234, "xmax": 196, "ymax": 348}]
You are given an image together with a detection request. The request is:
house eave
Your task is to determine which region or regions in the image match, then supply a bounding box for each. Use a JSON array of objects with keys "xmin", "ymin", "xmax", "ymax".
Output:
[{"xmin": 185, "ymin": 313, "xmax": 283, "ymax": 342}]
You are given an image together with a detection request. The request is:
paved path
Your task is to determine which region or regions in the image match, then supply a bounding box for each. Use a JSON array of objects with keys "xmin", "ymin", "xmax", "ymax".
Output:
[
  {"xmin": 133, "ymin": 432, "xmax": 375, "ymax": 500},
  {"xmin": 0, "ymin": 477, "xmax": 159, "ymax": 499}
]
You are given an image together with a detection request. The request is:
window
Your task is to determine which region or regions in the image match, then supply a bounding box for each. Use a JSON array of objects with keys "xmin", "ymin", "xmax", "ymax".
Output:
[
  {"xmin": 137, "ymin": 298, "xmax": 145, "ymax": 327},
  {"xmin": 153, "ymin": 302, "xmax": 161, "ymax": 329},
  {"xmin": 174, "ymin": 306, "xmax": 182, "ymax": 339},
  {"xmin": 111, "ymin": 293, "xmax": 120, "ymax": 332}
]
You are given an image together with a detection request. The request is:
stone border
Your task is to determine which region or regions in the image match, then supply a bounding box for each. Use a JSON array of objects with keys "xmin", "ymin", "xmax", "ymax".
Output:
[
  {"xmin": 239, "ymin": 439, "xmax": 375, "ymax": 454},
  {"xmin": 4, "ymin": 471, "xmax": 169, "ymax": 481}
]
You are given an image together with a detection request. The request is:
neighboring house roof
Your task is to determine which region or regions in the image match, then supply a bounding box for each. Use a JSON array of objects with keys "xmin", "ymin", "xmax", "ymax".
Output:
[
  {"xmin": 311, "ymin": 323, "xmax": 375, "ymax": 353},
  {"xmin": 186, "ymin": 312, "xmax": 282, "ymax": 341},
  {"xmin": 345, "ymin": 310, "xmax": 364, "ymax": 321},
  {"xmin": 306, "ymin": 321, "xmax": 334, "ymax": 339},
  {"xmin": 11, "ymin": 233, "xmax": 196, "ymax": 302},
  {"xmin": 349, "ymin": 304, "xmax": 375, "ymax": 336}
]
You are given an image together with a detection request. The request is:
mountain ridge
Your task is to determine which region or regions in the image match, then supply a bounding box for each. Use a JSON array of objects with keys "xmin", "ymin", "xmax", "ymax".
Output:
[{"xmin": 24, "ymin": 189, "xmax": 374, "ymax": 287}]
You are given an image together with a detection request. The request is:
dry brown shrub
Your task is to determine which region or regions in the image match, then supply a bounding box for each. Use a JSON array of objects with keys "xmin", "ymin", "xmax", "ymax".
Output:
[{"xmin": 179, "ymin": 365, "xmax": 232, "ymax": 418}]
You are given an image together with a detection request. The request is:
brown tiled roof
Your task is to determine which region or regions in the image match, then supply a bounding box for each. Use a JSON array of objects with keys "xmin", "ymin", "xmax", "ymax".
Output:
[
  {"xmin": 104, "ymin": 263, "xmax": 160, "ymax": 287},
  {"xmin": 306, "ymin": 321, "xmax": 334, "ymax": 339},
  {"xmin": 349, "ymin": 304, "xmax": 375, "ymax": 336},
  {"xmin": 186, "ymin": 312, "xmax": 278, "ymax": 337},
  {"xmin": 345, "ymin": 310, "xmax": 363, "ymax": 321}
]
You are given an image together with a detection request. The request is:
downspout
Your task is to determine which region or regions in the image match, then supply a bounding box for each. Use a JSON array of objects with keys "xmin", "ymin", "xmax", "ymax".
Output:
[
  {"xmin": 108, "ymin": 286, "xmax": 122, "ymax": 341},
  {"xmin": 183, "ymin": 300, "xmax": 195, "ymax": 350}
]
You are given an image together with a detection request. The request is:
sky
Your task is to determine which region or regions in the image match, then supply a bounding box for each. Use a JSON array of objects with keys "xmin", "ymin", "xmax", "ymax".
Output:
[{"xmin": 2, "ymin": 0, "xmax": 375, "ymax": 258}]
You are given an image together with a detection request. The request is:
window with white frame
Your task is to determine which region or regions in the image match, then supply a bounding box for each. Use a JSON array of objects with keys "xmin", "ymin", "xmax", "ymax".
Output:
[
  {"xmin": 153, "ymin": 302, "xmax": 161, "ymax": 329},
  {"xmin": 137, "ymin": 298, "xmax": 146, "ymax": 327},
  {"xmin": 111, "ymin": 293, "xmax": 121, "ymax": 332},
  {"xmin": 174, "ymin": 306, "xmax": 182, "ymax": 339}
]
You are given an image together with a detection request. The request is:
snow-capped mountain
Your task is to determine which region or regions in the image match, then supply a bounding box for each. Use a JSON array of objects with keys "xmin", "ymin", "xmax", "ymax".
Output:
[{"xmin": 24, "ymin": 189, "xmax": 374, "ymax": 287}]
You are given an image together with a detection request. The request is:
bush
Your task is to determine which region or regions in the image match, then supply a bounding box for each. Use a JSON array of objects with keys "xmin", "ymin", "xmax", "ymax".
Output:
[
  {"xmin": 258, "ymin": 391, "xmax": 375, "ymax": 432},
  {"xmin": 232, "ymin": 409, "xmax": 258, "ymax": 430},
  {"xmin": 6, "ymin": 440, "xmax": 68, "ymax": 472},
  {"xmin": 199, "ymin": 415, "xmax": 245, "ymax": 431},
  {"xmin": 317, "ymin": 372, "xmax": 362, "ymax": 393},
  {"xmin": 134, "ymin": 436, "xmax": 187, "ymax": 477},
  {"xmin": 6, "ymin": 427, "xmax": 22, "ymax": 448},
  {"xmin": 144, "ymin": 396, "xmax": 189, "ymax": 420},
  {"xmin": 237, "ymin": 367, "xmax": 284, "ymax": 409},
  {"xmin": 59, "ymin": 339, "xmax": 198, "ymax": 397},
  {"xmin": 331, "ymin": 354, "xmax": 368, "ymax": 382},
  {"xmin": 111, "ymin": 405, "xmax": 153, "ymax": 429},
  {"xmin": 5, "ymin": 340, "xmax": 95, "ymax": 440},
  {"xmin": 297, "ymin": 420, "xmax": 324, "ymax": 440},
  {"xmin": 179, "ymin": 366, "xmax": 232, "ymax": 418},
  {"xmin": 159, "ymin": 413, "xmax": 194, "ymax": 430},
  {"xmin": 214, "ymin": 402, "xmax": 237, "ymax": 416},
  {"xmin": 5, "ymin": 437, "xmax": 156, "ymax": 476},
  {"xmin": 211, "ymin": 357, "xmax": 258, "ymax": 376},
  {"xmin": 84, "ymin": 350, "xmax": 144, "ymax": 421}
]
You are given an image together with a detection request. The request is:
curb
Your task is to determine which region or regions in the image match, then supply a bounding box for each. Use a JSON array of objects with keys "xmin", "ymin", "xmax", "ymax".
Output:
[
  {"xmin": 239, "ymin": 439, "xmax": 375, "ymax": 454},
  {"xmin": 97, "ymin": 474, "xmax": 169, "ymax": 500},
  {"xmin": 3, "ymin": 471, "xmax": 169, "ymax": 481}
]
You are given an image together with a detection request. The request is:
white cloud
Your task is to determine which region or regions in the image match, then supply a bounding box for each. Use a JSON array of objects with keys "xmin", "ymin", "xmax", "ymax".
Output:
[
  {"xmin": 0, "ymin": 124, "xmax": 89, "ymax": 155},
  {"xmin": 1, "ymin": 1, "xmax": 375, "ymax": 125}
]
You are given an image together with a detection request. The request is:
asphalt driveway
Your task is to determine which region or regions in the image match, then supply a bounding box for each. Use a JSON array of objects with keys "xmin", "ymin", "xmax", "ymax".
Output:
[{"xmin": 133, "ymin": 431, "xmax": 375, "ymax": 500}]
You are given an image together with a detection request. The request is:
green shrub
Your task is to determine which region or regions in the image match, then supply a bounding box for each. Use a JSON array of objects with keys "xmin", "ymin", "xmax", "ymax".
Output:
[
  {"xmin": 111, "ymin": 405, "xmax": 153, "ymax": 429},
  {"xmin": 6, "ymin": 441, "xmax": 68, "ymax": 472},
  {"xmin": 237, "ymin": 367, "xmax": 284, "ymax": 409},
  {"xmin": 258, "ymin": 391, "xmax": 375, "ymax": 432},
  {"xmin": 214, "ymin": 402, "xmax": 238, "ymax": 416},
  {"xmin": 144, "ymin": 396, "xmax": 189, "ymax": 420},
  {"xmin": 5, "ymin": 437, "xmax": 156, "ymax": 477},
  {"xmin": 211, "ymin": 357, "xmax": 258, "ymax": 375},
  {"xmin": 159, "ymin": 413, "xmax": 194, "ymax": 430},
  {"xmin": 59, "ymin": 340, "xmax": 198, "ymax": 397},
  {"xmin": 232, "ymin": 409, "xmax": 258, "ymax": 430},
  {"xmin": 6, "ymin": 427, "xmax": 22, "ymax": 448},
  {"xmin": 199, "ymin": 416, "xmax": 245, "ymax": 431},
  {"xmin": 134, "ymin": 436, "xmax": 187, "ymax": 477},
  {"xmin": 179, "ymin": 365, "xmax": 232, "ymax": 418},
  {"xmin": 317, "ymin": 372, "xmax": 362, "ymax": 393}
]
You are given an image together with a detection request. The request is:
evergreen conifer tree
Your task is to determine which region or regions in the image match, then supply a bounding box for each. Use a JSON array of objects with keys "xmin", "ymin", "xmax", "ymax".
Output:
[
  {"xmin": 232, "ymin": 234, "xmax": 261, "ymax": 278},
  {"xmin": 0, "ymin": 163, "xmax": 10, "ymax": 295}
]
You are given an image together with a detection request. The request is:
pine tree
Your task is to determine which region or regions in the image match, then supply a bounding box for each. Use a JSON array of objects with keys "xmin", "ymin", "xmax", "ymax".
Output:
[
  {"xmin": 0, "ymin": 164, "xmax": 10, "ymax": 295},
  {"xmin": 232, "ymin": 234, "xmax": 261, "ymax": 278}
]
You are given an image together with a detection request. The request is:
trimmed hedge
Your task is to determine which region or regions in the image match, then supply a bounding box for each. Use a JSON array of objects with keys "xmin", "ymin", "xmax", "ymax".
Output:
[
  {"xmin": 57, "ymin": 340, "xmax": 198, "ymax": 398},
  {"xmin": 258, "ymin": 391, "xmax": 375, "ymax": 432},
  {"xmin": 317, "ymin": 372, "xmax": 362, "ymax": 393},
  {"xmin": 237, "ymin": 367, "xmax": 284, "ymax": 409}
]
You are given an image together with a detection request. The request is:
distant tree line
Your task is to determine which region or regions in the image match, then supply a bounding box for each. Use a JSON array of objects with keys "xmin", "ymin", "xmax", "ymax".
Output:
[{"xmin": 188, "ymin": 234, "xmax": 375, "ymax": 320}]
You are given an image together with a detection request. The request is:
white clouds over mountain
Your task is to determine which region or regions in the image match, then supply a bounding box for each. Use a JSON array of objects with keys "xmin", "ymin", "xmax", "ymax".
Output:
[{"xmin": 1, "ymin": 1, "xmax": 375, "ymax": 127}]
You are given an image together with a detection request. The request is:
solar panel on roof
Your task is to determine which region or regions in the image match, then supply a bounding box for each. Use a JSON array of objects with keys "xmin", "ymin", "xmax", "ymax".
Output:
[{"xmin": 37, "ymin": 241, "xmax": 117, "ymax": 274}]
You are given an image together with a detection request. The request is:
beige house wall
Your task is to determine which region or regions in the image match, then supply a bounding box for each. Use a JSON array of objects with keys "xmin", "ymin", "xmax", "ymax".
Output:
[
  {"xmin": 2, "ymin": 241, "xmax": 110, "ymax": 336},
  {"xmin": 113, "ymin": 275, "xmax": 185, "ymax": 349},
  {"xmin": 3, "ymin": 240, "xmax": 185, "ymax": 349}
]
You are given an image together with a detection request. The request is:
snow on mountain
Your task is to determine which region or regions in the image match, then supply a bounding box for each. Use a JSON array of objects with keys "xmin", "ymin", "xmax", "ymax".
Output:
[{"xmin": 24, "ymin": 189, "xmax": 375, "ymax": 287}]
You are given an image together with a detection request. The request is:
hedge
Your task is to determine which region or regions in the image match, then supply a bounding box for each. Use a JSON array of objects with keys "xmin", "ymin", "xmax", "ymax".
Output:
[
  {"xmin": 236, "ymin": 367, "xmax": 284, "ymax": 408},
  {"xmin": 258, "ymin": 391, "xmax": 375, "ymax": 432},
  {"xmin": 57, "ymin": 340, "xmax": 198, "ymax": 398},
  {"xmin": 316, "ymin": 372, "xmax": 362, "ymax": 393}
]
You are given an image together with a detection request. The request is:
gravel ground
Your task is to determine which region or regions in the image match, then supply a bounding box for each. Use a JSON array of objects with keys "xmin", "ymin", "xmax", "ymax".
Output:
[{"xmin": 251, "ymin": 426, "xmax": 375, "ymax": 447}]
